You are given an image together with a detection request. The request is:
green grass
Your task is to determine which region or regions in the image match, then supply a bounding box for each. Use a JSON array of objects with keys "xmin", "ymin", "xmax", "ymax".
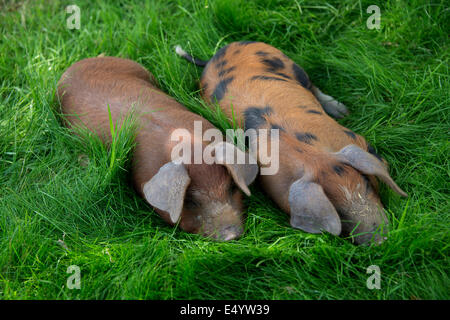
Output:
[{"xmin": 0, "ymin": 0, "xmax": 448, "ymax": 299}]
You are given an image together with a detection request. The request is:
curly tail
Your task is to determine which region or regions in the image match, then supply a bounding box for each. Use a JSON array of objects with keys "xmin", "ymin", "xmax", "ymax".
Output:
[{"xmin": 175, "ymin": 45, "xmax": 209, "ymax": 67}]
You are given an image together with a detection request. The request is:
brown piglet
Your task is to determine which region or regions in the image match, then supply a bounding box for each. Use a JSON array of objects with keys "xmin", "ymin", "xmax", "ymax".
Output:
[
  {"xmin": 176, "ymin": 41, "xmax": 407, "ymax": 244},
  {"xmin": 57, "ymin": 56, "xmax": 258, "ymax": 241}
]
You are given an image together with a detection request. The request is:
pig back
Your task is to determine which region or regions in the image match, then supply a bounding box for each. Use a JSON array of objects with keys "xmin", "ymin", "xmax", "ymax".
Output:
[
  {"xmin": 57, "ymin": 57, "xmax": 217, "ymax": 195},
  {"xmin": 57, "ymin": 57, "xmax": 181, "ymax": 139}
]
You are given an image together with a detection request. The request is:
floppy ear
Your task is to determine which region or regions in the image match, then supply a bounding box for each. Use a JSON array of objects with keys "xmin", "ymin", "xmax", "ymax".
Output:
[
  {"xmin": 142, "ymin": 161, "xmax": 191, "ymax": 224},
  {"xmin": 214, "ymin": 142, "xmax": 259, "ymax": 196},
  {"xmin": 336, "ymin": 144, "xmax": 407, "ymax": 197},
  {"xmin": 288, "ymin": 178, "xmax": 342, "ymax": 235}
]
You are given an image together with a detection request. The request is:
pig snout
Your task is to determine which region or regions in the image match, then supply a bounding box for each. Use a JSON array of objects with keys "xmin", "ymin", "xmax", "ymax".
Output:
[
  {"xmin": 199, "ymin": 201, "xmax": 245, "ymax": 241},
  {"xmin": 356, "ymin": 216, "xmax": 390, "ymax": 245},
  {"xmin": 215, "ymin": 225, "xmax": 244, "ymax": 241},
  {"xmin": 353, "ymin": 231, "xmax": 388, "ymax": 245},
  {"xmin": 340, "ymin": 202, "xmax": 390, "ymax": 245}
]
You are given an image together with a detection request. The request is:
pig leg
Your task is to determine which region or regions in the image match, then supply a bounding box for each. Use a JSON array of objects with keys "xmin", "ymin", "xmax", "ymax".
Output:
[{"xmin": 311, "ymin": 85, "xmax": 349, "ymax": 119}]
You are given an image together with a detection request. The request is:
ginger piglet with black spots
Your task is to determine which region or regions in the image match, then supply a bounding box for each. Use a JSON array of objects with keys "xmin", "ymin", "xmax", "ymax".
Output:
[{"xmin": 176, "ymin": 41, "xmax": 407, "ymax": 245}]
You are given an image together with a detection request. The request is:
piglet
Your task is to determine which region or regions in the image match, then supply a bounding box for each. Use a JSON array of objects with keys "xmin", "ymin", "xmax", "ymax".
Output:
[
  {"xmin": 57, "ymin": 56, "xmax": 258, "ymax": 241},
  {"xmin": 176, "ymin": 42, "xmax": 407, "ymax": 244}
]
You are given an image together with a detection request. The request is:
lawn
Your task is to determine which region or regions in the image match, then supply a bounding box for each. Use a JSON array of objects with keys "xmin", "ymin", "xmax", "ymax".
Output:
[{"xmin": 0, "ymin": 0, "xmax": 448, "ymax": 299}]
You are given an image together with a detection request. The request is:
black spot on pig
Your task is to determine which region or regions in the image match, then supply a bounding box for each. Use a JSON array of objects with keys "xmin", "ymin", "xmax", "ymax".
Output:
[
  {"xmin": 292, "ymin": 63, "xmax": 311, "ymax": 89},
  {"xmin": 307, "ymin": 109, "xmax": 322, "ymax": 115},
  {"xmin": 255, "ymin": 51, "xmax": 269, "ymax": 56},
  {"xmin": 367, "ymin": 144, "xmax": 383, "ymax": 161},
  {"xmin": 244, "ymin": 106, "xmax": 273, "ymax": 130},
  {"xmin": 271, "ymin": 124, "xmax": 285, "ymax": 132},
  {"xmin": 211, "ymin": 45, "xmax": 229, "ymax": 62},
  {"xmin": 251, "ymin": 75, "xmax": 288, "ymax": 82},
  {"xmin": 295, "ymin": 132, "xmax": 317, "ymax": 145},
  {"xmin": 211, "ymin": 76, "xmax": 234, "ymax": 102},
  {"xmin": 216, "ymin": 60, "xmax": 228, "ymax": 69},
  {"xmin": 218, "ymin": 66, "xmax": 236, "ymax": 77},
  {"xmin": 261, "ymin": 57, "xmax": 284, "ymax": 71},
  {"xmin": 271, "ymin": 72, "xmax": 291, "ymax": 79},
  {"xmin": 344, "ymin": 130, "xmax": 356, "ymax": 140}
]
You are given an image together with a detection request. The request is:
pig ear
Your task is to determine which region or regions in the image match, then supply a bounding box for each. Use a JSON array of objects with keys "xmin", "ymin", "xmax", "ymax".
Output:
[
  {"xmin": 288, "ymin": 178, "xmax": 342, "ymax": 235},
  {"xmin": 142, "ymin": 161, "xmax": 191, "ymax": 224},
  {"xmin": 214, "ymin": 142, "xmax": 259, "ymax": 196},
  {"xmin": 336, "ymin": 144, "xmax": 408, "ymax": 197}
]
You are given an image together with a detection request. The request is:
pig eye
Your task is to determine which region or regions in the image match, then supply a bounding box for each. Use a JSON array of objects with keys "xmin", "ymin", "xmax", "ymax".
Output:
[
  {"xmin": 184, "ymin": 196, "xmax": 199, "ymax": 209},
  {"xmin": 231, "ymin": 184, "xmax": 240, "ymax": 194},
  {"xmin": 361, "ymin": 174, "xmax": 372, "ymax": 193}
]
